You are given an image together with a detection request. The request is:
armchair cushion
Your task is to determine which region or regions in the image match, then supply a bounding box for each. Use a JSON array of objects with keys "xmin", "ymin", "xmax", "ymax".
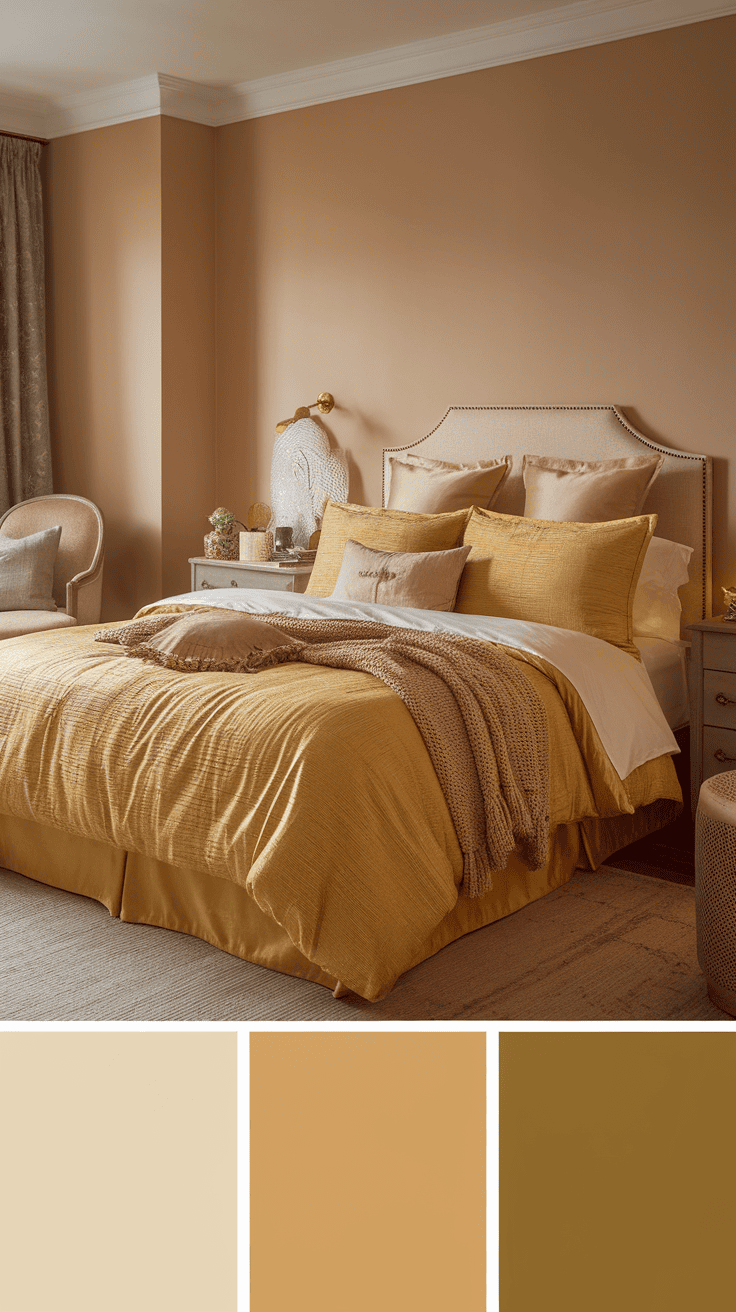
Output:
[
  {"xmin": 0, "ymin": 611, "xmax": 76, "ymax": 640},
  {"xmin": 0, "ymin": 525, "xmax": 61, "ymax": 611}
]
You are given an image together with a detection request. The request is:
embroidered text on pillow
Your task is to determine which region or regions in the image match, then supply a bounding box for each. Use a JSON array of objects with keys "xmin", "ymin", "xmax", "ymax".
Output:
[{"xmin": 358, "ymin": 568, "xmax": 397, "ymax": 581}]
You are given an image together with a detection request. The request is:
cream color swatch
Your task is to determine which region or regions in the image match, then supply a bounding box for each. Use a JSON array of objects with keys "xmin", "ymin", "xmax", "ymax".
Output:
[
  {"xmin": 251, "ymin": 1032, "xmax": 486, "ymax": 1312},
  {"xmin": 500, "ymin": 1032, "xmax": 736, "ymax": 1312},
  {"xmin": 0, "ymin": 1033, "xmax": 236, "ymax": 1312}
]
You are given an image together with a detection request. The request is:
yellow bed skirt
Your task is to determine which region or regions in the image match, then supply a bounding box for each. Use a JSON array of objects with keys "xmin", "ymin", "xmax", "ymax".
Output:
[{"xmin": 0, "ymin": 810, "xmax": 590, "ymax": 998}]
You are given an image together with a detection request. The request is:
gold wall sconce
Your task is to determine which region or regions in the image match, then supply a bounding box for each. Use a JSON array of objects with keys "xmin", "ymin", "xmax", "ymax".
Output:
[{"xmin": 275, "ymin": 392, "xmax": 335, "ymax": 434}]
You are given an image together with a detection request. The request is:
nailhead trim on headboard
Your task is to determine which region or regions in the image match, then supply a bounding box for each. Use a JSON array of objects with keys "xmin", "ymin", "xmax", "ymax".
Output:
[{"xmin": 381, "ymin": 405, "xmax": 712, "ymax": 622}]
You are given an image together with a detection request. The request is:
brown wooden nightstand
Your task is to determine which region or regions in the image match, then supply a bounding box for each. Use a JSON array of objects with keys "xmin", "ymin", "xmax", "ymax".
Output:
[
  {"xmin": 687, "ymin": 617, "xmax": 736, "ymax": 815},
  {"xmin": 188, "ymin": 557, "xmax": 313, "ymax": 595}
]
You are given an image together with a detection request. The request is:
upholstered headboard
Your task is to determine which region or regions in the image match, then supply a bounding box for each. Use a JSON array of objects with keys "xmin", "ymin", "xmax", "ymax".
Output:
[{"xmin": 382, "ymin": 405, "xmax": 712, "ymax": 630}]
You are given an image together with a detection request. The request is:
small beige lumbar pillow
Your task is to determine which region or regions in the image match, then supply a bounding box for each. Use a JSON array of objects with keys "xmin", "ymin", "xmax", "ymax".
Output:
[
  {"xmin": 0, "ymin": 524, "xmax": 61, "ymax": 611},
  {"xmin": 522, "ymin": 453, "xmax": 664, "ymax": 523},
  {"xmin": 96, "ymin": 610, "xmax": 303, "ymax": 671},
  {"xmin": 387, "ymin": 452, "xmax": 509, "ymax": 514},
  {"xmin": 331, "ymin": 539, "xmax": 472, "ymax": 611}
]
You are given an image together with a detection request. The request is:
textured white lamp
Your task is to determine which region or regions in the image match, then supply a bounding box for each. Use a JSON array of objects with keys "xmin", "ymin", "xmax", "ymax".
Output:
[{"xmin": 270, "ymin": 395, "xmax": 348, "ymax": 549}]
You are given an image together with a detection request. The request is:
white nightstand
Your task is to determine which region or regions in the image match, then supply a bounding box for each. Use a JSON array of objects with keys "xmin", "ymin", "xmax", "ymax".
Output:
[
  {"xmin": 188, "ymin": 557, "xmax": 313, "ymax": 595},
  {"xmin": 687, "ymin": 617, "xmax": 736, "ymax": 815}
]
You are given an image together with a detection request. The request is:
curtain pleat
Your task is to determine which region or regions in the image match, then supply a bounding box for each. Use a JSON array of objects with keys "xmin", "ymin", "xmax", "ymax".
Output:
[{"xmin": 0, "ymin": 137, "xmax": 52, "ymax": 513}]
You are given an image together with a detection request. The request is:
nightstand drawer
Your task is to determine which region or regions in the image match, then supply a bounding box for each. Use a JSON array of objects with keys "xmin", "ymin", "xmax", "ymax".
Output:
[
  {"xmin": 702, "ymin": 726, "xmax": 736, "ymax": 782},
  {"xmin": 702, "ymin": 631, "xmax": 736, "ymax": 674},
  {"xmin": 189, "ymin": 558, "xmax": 312, "ymax": 593},
  {"xmin": 703, "ymin": 670, "xmax": 736, "ymax": 730},
  {"xmin": 194, "ymin": 563, "xmax": 261, "ymax": 590},
  {"xmin": 194, "ymin": 563, "xmax": 301, "ymax": 592}
]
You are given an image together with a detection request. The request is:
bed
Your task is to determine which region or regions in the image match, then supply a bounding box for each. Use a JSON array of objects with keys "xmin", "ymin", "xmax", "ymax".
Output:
[{"xmin": 0, "ymin": 406, "xmax": 712, "ymax": 1003}]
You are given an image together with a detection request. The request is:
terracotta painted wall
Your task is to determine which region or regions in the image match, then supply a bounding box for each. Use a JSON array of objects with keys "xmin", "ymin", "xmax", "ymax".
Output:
[
  {"xmin": 45, "ymin": 117, "xmax": 163, "ymax": 619},
  {"xmin": 216, "ymin": 16, "xmax": 736, "ymax": 595},
  {"xmin": 160, "ymin": 116, "xmax": 217, "ymax": 599}
]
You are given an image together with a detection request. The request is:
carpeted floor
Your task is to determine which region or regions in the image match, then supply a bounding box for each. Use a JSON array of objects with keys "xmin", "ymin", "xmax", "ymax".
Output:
[{"xmin": 1, "ymin": 863, "xmax": 729, "ymax": 1022}]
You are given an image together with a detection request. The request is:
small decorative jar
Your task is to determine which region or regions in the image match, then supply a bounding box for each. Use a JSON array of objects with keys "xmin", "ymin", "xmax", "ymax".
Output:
[
  {"xmin": 239, "ymin": 530, "xmax": 273, "ymax": 562},
  {"xmin": 204, "ymin": 507, "xmax": 245, "ymax": 561}
]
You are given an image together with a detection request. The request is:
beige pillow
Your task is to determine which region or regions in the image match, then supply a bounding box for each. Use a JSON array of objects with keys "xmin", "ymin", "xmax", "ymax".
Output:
[
  {"xmin": 96, "ymin": 610, "xmax": 303, "ymax": 672},
  {"xmin": 455, "ymin": 507, "xmax": 657, "ymax": 658},
  {"xmin": 387, "ymin": 452, "xmax": 509, "ymax": 513},
  {"xmin": 522, "ymin": 453, "xmax": 664, "ymax": 522},
  {"xmin": 0, "ymin": 525, "xmax": 61, "ymax": 611},
  {"xmin": 331, "ymin": 539, "xmax": 472, "ymax": 611},
  {"xmin": 306, "ymin": 500, "xmax": 469, "ymax": 597}
]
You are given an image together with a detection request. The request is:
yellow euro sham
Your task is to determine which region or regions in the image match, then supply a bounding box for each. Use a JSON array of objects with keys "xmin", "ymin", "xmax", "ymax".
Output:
[
  {"xmin": 306, "ymin": 500, "xmax": 469, "ymax": 597},
  {"xmin": 455, "ymin": 508, "xmax": 656, "ymax": 659}
]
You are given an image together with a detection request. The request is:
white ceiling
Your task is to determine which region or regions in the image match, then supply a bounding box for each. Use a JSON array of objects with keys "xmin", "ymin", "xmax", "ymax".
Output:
[
  {"xmin": 0, "ymin": 0, "xmax": 587, "ymax": 97},
  {"xmin": 1, "ymin": 0, "xmax": 733, "ymax": 136}
]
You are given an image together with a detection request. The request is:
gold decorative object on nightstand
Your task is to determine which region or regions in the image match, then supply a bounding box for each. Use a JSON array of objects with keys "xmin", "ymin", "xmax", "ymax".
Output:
[
  {"xmin": 247, "ymin": 502, "xmax": 272, "ymax": 531},
  {"xmin": 722, "ymin": 586, "xmax": 736, "ymax": 621}
]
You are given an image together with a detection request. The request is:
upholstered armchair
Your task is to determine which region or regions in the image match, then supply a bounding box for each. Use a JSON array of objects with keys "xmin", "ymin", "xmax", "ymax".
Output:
[{"xmin": 0, "ymin": 494, "xmax": 104, "ymax": 639}]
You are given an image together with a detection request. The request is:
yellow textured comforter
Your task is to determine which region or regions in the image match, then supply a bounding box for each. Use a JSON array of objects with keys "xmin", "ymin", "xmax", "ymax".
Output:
[{"xmin": 0, "ymin": 617, "xmax": 680, "ymax": 998}]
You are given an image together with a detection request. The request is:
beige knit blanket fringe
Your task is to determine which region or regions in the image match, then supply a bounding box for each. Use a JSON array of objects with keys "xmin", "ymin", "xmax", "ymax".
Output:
[{"xmin": 100, "ymin": 612, "xmax": 550, "ymax": 897}]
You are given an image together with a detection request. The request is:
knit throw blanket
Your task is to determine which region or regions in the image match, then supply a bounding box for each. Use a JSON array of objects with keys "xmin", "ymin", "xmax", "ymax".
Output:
[{"xmin": 99, "ymin": 613, "xmax": 550, "ymax": 897}]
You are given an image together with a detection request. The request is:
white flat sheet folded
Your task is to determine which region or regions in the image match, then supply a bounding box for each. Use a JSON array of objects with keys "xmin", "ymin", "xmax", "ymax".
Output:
[{"xmin": 153, "ymin": 588, "xmax": 680, "ymax": 780}]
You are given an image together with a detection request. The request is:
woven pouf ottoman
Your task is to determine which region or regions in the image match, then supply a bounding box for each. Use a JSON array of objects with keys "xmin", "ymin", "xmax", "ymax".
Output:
[{"xmin": 696, "ymin": 770, "xmax": 736, "ymax": 1017}]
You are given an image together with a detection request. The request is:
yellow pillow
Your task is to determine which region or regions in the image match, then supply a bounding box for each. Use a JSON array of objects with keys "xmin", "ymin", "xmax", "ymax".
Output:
[
  {"xmin": 306, "ymin": 500, "xmax": 469, "ymax": 597},
  {"xmin": 455, "ymin": 508, "xmax": 657, "ymax": 658}
]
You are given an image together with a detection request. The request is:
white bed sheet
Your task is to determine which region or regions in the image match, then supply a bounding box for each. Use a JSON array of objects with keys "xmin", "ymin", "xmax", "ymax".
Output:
[
  {"xmin": 635, "ymin": 637, "xmax": 689, "ymax": 731},
  {"xmin": 152, "ymin": 588, "xmax": 679, "ymax": 780}
]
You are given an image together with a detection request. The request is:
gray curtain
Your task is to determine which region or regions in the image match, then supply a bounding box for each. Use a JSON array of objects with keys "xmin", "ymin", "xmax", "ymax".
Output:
[{"xmin": 0, "ymin": 136, "xmax": 52, "ymax": 513}]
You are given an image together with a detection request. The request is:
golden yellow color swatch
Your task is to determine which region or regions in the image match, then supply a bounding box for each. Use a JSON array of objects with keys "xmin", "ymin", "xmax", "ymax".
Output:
[
  {"xmin": 251, "ymin": 1032, "xmax": 486, "ymax": 1312},
  {"xmin": 0, "ymin": 1033, "xmax": 236, "ymax": 1312},
  {"xmin": 500, "ymin": 1032, "xmax": 736, "ymax": 1312}
]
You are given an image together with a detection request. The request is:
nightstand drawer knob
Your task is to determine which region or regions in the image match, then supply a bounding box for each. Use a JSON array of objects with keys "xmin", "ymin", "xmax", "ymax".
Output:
[
  {"xmin": 715, "ymin": 748, "xmax": 736, "ymax": 763},
  {"xmin": 716, "ymin": 693, "xmax": 736, "ymax": 706},
  {"xmin": 230, "ymin": 580, "xmax": 239, "ymax": 587},
  {"xmin": 200, "ymin": 580, "xmax": 214, "ymax": 589}
]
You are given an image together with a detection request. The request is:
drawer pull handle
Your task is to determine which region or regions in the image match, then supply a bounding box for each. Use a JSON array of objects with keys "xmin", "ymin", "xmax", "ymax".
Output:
[
  {"xmin": 200, "ymin": 580, "xmax": 214, "ymax": 589},
  {"xmin": 230, "ymin": 580, "xmax": 239, "ymax": 588},
  {"xmin": 714, "ymin": 748, "xmax": 736, "ymax": 763},
  {"xmin": 716, "ymin": 693, "xmax": 736, "ymax": 706}
]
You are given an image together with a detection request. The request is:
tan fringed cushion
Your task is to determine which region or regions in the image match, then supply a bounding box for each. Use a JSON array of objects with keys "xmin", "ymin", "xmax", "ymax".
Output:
[
  {"xmin": 306, "ymin": 500, "xmax": 469, "ymax": 597},
  {"xmin": 455, "ymin": 508, "xmax": 657, "ymax": 658},
  {"xmin": 0, "ymin": 525, "xmax": 61, "ymax": 611},
  {"xmin": 95, "ymin": 610, "xmax": 303, "ymax": 672},
  {"xmin": 522, "ymin": 453, "xmax": 663, "ymax": 523},
  {"xmin": 331, "ymin": 539, "xmax": 472, "ymax": 611},
  {"xmin": 387, "ymin": 452, "xmax": 509, "ymax": 513}
]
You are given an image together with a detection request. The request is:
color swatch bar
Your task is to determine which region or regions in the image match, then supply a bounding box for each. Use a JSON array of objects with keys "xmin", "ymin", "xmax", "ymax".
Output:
[
  {"xmin": 0, "ymin": 1032, "xmax": 237, "ymax": 1312},
  {"xmin": 500, "ymin": 1032, "xmax": 736, "ymax": 1312},
  {"xmin": 251, "ymin": 1032, "xmax": 486, "ymax": 1312}
]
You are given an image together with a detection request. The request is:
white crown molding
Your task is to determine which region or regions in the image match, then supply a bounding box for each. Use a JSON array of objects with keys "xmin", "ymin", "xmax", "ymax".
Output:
[
  {"xmin": 0, "ymin": 0, "xmax": 733, "ymax": 138},
  {"xmin": 226, "ymin": 0, "xmax": 736, "ymax": 121},
  {"xmin": 40, "ymin": 73, "xmax": 224, "ymax": 139}
]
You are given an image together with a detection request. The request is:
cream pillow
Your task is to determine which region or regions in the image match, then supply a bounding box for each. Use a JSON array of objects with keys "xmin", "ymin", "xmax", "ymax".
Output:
[
  {"xmin": 455, "ymin": 507, "xmax": 657, "ymax": 658},
  {"xmin": 96, "ymin": 610, "xmax": 303, "ymax": 671},
  {"xmin": 0, "ymin": 525, "xmax": 61, "ymax": 611},
  {"xmin": 522, "ymin": 453, "xmax": 664, "ymax": 523},
  {"xmin": 331, "ymin": 539, "xmax": 472, "ymax": 611},
  {"xmin": 632, "ymin": 536, "xmax": 693, "ymax": 641},
  {"xmin": 306, "ymin": 500, "xmax": 469, "ymax": 597},
  {"xmin": 387, "ymin": 452, "xmax": 509, "ymax": 513}
]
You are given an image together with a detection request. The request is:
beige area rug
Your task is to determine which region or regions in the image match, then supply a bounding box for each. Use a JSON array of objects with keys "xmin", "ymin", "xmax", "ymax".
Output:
[{"xmin": 0, "ymin": 865, "xmax": 731, "ymax": 1022}]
